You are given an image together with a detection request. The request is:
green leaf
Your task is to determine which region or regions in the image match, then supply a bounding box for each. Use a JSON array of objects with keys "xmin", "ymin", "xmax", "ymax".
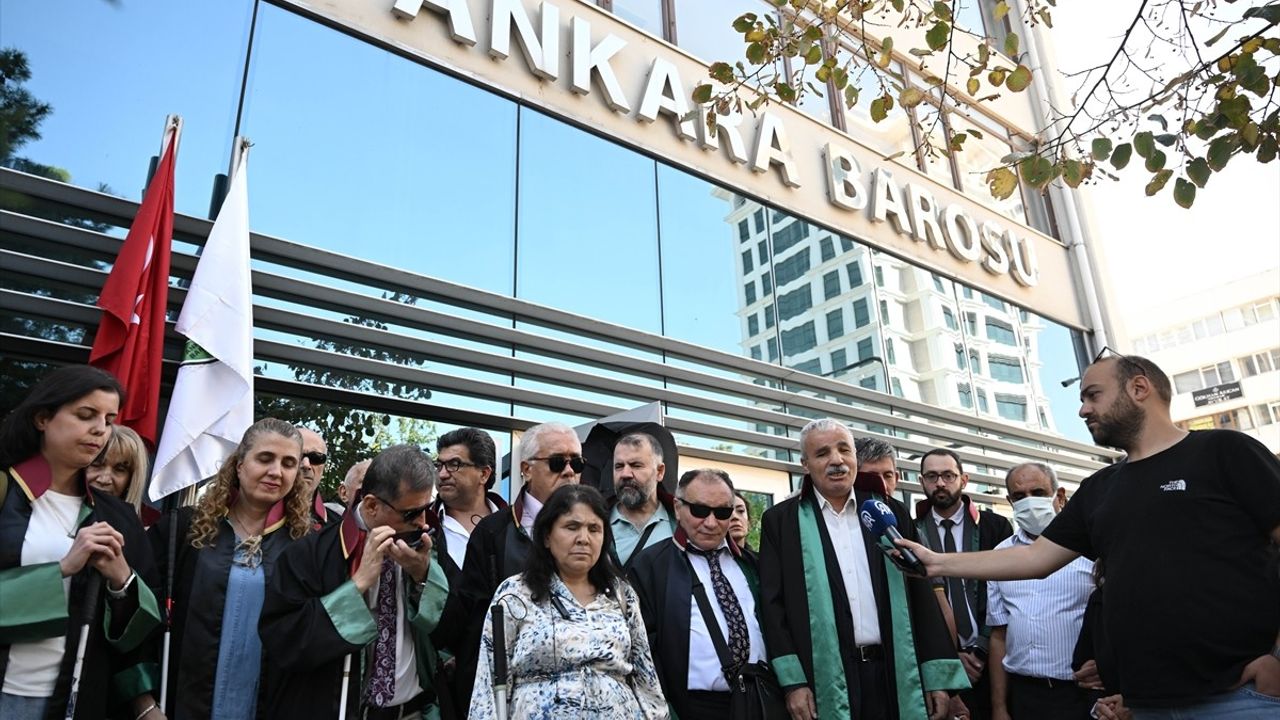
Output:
[
  {"xmin": 988, "ymin": 68, "xmax": 1007, "ymax": 87},
  {"xmin": 1155, "ymin": 133, "xmax": 1177, "ymax": 147},
  {"xmin": 1204, "ymin": 24, "xmax": 1232, "ymax": 47},
  {"xmin": 1133, "ymin": 131, "xmax": 1155, "ymax": 158},
  {"xmin": 1187, "ymin": 157, "xmax": 1212, "ymax": 187},
  {"xmin": 926, "ymin": 21, "xmax": 950, "ymax": 52},
  {"xmin": 966, "ymin": 77, "xmax": 980, "ymax": 95},
  {"xmin": 1207, "ymin": 135, "xmax": 1235, "ymax": 171},
  {"xmin": 986, "ymin": 167, "xmax": 1019, "ymax": 199},
  {"xmin": 1173, "ymin": 178, "xmax": 1196, "ymax": 208},
  {"xmin": 949, "ymin": 131, "xmax": 968, "ymax": 152},
  {"xmin": 746, "ymin": 42, "xmax": 766, "ymax": 64},
  {"xmin": 1144, "ymin": 149, "xmax": 1167, "ymax": 172},
  {"xmin": 1019, "ymin": 155, "xmax": 1055, "ymax": 188},
  {"xmin": 732, "ymin": 13, "xmax": 758, "ymax": 33},
  {"xmin": 1091, "ymin": 137, "xmax": 1113, "ymax": 161},
  {"xmin": 1063, "ymin": 159, "xmax": 1084, "ymax": 187},
  {"xmin": 775, "ymin": 82, "xmax": 797, "ymax": 102},
  {"xmin": 1110, "ymin": 143, "xmax": 1133, "ymax": 169},
  {"xmin": 805, "ymin": 44, "xmax": 823, "ymax": 64},
  {"xmin": 1004, "ymin": 32, "xmax": 1020, "ymax": 58},
  {"xmin": 870, "ymin": 97, "xmax": 888, "ymax": 123},
  {"xmin": 933, "ymin": 1, "xmax": 952, "ymax": 21},
  {"xmin": 692, "ymin": 84, "xmax": 713, "ymax": 104},
  {"xmin": 1006, "ymin": 65, "xmax": 1032, "ymax": 92},
  {"xmin": 994, "ymin": 1, "xmax": 1010, "ymax": 20},
  {"xmin": 1149, "ymin": 113, "xmax": 1168, "ymax": 131},
  {"xmin": 1145, "ymin": 169, "xmax": 1173, "ymax": 196},
  {"xmin": 709, "ymin": 62, "xmax": 735, "ymax": 83},
  {"xmin": 891, "ymin": 0, "xmax": 905, "ymax": 11},
  {"xmin": 816, "ymin": 65, "xmax": 831, "ymax": 83},
  {"xmin": 844, "ymin": 83, "xmax": 861, "ymax": 108},
  {"xmin": 1243, "ymin": 4, "xmax": 1280, "ymax": 24},
  {"xmin": 1258, "ymin": 137, "xmax": 1277, "ymax": 164},
  {"xmin": 900, "ymin": 87, "xmax": 926, "ymax": 108}
]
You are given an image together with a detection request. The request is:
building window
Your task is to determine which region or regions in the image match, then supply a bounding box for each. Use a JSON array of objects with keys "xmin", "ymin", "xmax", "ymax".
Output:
[
  {"xmin": 853, "ymin": 299, "xmax": 871, "ymax": 328},
  {"xmin": 1240, "ymin": 348, "xmax": 1280, "ymax": 377},
  {"xmin": 831, "ymin": 348, "xmax": 847, "ymax": 372},
  {"xmin": 741, "ymin": 249, "xmax": 753, "ymax": 273},
  {"xmin": 777, "ymin": 286, "xmax": 814, "ymax": 321},
  {"xmin": 750, "ymin": 345, "xmax": 762, "ymax": 360},
  {"xmin": 969, "ymin": 349, "xmax": 982, "ymax": 375},
  {"xmin": 772, "ymin": 221, "xmax": 810, "ymax": 255},
  {"xmin": 827, "ymin": 308, "xmax": 845, "ymax": 339},
  {"xmin": 820, "ymin": 237, "xmax": 835, "ymax": 262},
  {"xmin": 767, "ymin": 337, "xmax": 779, "ymax": 361},
  {"xmin": 942, "ymin": 306, "xmax": 958, "ymax": 331},
  {"xmin": 748, "ymin": 314, "xmax": 760, "ymax": 336},
  {"xmin": 961, "ymin": 286, "xmax": 974, "ymax": 299},
  {"xmin": 880, "ymin": 300, "xmax": 890, "ymax": 324},
  {"xmin": 1255, "ymin": 401, "xmax": 1280, "ymax": 425},
  {"xmin": 985, "ymin": 318, "xmax": 1017, "ymax": 345},
  {"xmin": 859, "ymin": 376, "xmax": 879, "ymax": 390},
  {"xmin": 846, "ymin": 261, "xmax": 863, "ymax": 288},
  {"xmin": 885, "ymin": 337, "xmax": 896, "ymax": 365},
  {"xmin": 791, "ymin": 358, "xmax": 822, "ymax": 375},
  {"xmin": 955, "ymin": 343, "xmax": 966, "ymax": 369},
  {"xmin": 753, "ymin": 208, "xmax": 765, "ymax": 233},
  {"xmin": 840, "ymin": 237, "xmax": 854, "ymax": 253},
  {"xmin": 744, "ymin": 281, "xmax": 757, "ymax": 305},
  {"xmin": 761, "ymin": 272, "xmax": 773, "ymax": 296},
  {"xmin": 772, "ymin": 209, "xmax": 786, "ymax": 222},
  {"xmin": 933, "ymin": 275, "xmax": 946, "ymax": 292},
  {"xmin": 782, "ymin": 321, "xmax": 818, "ymax": 355},
  {"xmin": 891, "ymin": 378, "xmax": 904, "ymax": 396},
  {"xmin": 965, "ymin": 312, "xmax": 978, "ymax": 335},
  {"xmin": 1173, "ymin": 361, "xmax": 1236, "ymax": 393},
  {"xmin": 823, "ymin": 270, "xmax": 841, "ymax": 300},
  {"xmin": 757, "ymin": 240, "xmax": 769, "ymax": 264},
  {"xmin": 764, "ymin": 304, "xmax": 775, "ymax": 329},
  {"xmin": 981, "ymin": 292, "xmax": 1006, "ymax": 311},
  {"xmin": 774, "ymin": 248, "xmax": 812, "ymax": 287},
  {"xmin": 989, "ymin": 355, "xmax": 1025, "ymax": 383},
  {"xmin": 958, "ymin": 382, "xmax": 973, "ymax": 409},
  {"xmin": 857, "ymin": 336, "xmax": 874, "ymax": 362},
  {"xmin": 874, "ymin": 265, "xmax": 885, "ymax": 287},
  {"xmin": 996, "ymin": 393, "xmax": 1028, "ymax": 422},
  {"xmin": 977, "ymin": 389, "xmax": 990, "ymax": 413},
  {"xmin": 738, "ymin": 218, "xmax": 751, "ymax": 242}
]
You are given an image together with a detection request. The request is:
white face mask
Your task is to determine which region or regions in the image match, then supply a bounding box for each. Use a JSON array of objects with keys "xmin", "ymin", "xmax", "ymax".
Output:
[{"xmin": 1011, "ymin": 496, "xmax": 1057, "ymax": 536}]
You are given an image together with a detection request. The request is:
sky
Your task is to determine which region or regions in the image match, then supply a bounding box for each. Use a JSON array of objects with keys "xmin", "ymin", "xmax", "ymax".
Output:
[{"xmin": 1048, "ymin": 1, "xmax": 1280, "ymax": 331}]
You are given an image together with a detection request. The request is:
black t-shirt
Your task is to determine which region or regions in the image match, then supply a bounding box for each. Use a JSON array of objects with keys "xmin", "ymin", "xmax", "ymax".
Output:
[{"xmin": 1042, "ymin": 430, "xmax": 1280, "ymax": 708}]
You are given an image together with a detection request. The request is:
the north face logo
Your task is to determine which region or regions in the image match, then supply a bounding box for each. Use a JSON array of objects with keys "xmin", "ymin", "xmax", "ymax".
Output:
[{"xmin": 1160, "ymin": 479, "xmax": 1187, "ymax": 492}]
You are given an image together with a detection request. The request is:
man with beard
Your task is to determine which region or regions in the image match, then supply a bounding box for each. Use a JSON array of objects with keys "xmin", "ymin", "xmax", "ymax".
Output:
[
  {"xmin": 609, "ymin": 432, "xmax": 677, "ymax": 569},
  {"xmin": 914, "ymin": 449, "xmax": 1013, "ymax": 720},
  {"xmin": 298, "ymin": 427, "xmax": 338, "ymax": 528},
  {"xmin": 897, "ymin": 354, "xmax": 1280, "ymax": 718},
  {"xmin": 760, "ymin": 418, "xmax": 966, "ymax": 720}
]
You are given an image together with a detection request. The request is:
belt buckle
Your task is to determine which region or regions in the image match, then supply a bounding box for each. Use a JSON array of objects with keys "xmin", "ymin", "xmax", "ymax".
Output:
[{"xmin": 854, "ymin": 644, "xmax": 874, "ymax": 662}]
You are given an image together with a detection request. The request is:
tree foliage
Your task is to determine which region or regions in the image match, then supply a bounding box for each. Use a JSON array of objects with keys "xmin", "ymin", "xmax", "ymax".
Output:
[{"xmin": 698, "ymin": 0, "xmax": 1280, "ymax": 208}]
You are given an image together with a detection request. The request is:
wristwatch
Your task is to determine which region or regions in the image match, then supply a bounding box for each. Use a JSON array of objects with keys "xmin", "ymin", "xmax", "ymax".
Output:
[{"xmin": 107, "ymin": 570, "xmax": 137, "ymax": 600}]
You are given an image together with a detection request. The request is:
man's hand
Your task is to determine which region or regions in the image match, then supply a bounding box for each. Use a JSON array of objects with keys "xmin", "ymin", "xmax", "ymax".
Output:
[
  {"xmin": 925, "ymin": 690, "xmax": 950, "ymax": 720},
  {"xmin": 893, "ymin": 538, "xmax": 942, "ymax": 577},
  {"xmin": 959, "ymin": 650, "xmax": 985, "ymax": 683},
  {"xmin": 61, "ymin": 522, "xmax": 125, "ymax": 581},
  {"xmin": 1074, "ymin": 659, "xmax": 1105, "ymax": 690},
  {"xmin": 785, "ymin": 686, "xmax": 817, "ymax": 720},
  {"xmin": 1093, "ymin": 694, "xmax": 1132, "ymax": 720},
  {"xmin": 948, "ymin": 694, "xmax": 971, "ymax": 719},
  {"xmin": 1234, "ymin": 652, "xmax": 1280, "ymax": 697},
  {"xmin": 386, "ymin": 530, "xmax": 434, "ymax": 584},
  {"xmin": 352, "ymin": 527, "xmax": 396, "ymax": 593}
]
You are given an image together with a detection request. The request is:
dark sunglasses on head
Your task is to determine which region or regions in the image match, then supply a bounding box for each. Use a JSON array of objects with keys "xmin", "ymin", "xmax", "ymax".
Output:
[
  {"xmin": 528, "ymin": 454, "xmax": 586, "ymax": 474},
  {"xmin": 302, "ymin": 451, "xmax": 328, "ymax": 465},
  {"xmin": 369, "ymin": 494, "xmax": 431, "ymax": 524},
  {"xmin": 678, "ymin": 498, "xmax": 734, "ymax": 521},
  {"xmin": 1093, "ymin": 346, "xmax": 1147, "ymax": 377}
]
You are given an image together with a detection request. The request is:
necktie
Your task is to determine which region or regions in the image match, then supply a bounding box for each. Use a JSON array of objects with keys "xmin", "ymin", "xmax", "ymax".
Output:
[
  {"xmin": 689, "ymin": 545, "xmax": 751, "ymax": 677},
  {"xmin": 940, "ymin": 518, "xmax": 975, "ymax": 644},
  {"xmin": 366, "ymin": 558, "xmax": 397, "ymax": 706}
]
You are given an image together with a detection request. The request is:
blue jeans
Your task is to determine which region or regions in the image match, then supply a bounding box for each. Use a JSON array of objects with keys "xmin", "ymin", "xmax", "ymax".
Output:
[
  {"xmin": 1131, "ymin": 683, "xmax": 1280, "ymax": 719},
  {"xmin": 0, "ymin": 693, "xmax": 50, "ymax": 720}
]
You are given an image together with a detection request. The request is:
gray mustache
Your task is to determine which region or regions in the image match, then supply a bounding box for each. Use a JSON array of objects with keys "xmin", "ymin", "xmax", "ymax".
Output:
[{"xmin": 826, "ymin": 464, "xmax": 850, "ymax": 476}]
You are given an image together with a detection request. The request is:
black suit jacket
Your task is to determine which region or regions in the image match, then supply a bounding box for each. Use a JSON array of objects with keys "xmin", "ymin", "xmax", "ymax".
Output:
[{"xmin": 628, "ymin": 536, "xmax": 760, "ymax": 720}]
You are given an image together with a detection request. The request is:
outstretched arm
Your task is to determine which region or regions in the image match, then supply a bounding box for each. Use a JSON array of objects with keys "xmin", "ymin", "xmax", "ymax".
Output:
[{"xmin": 895, "ymin": 535, "xmax": 1079, "ymax": 581}]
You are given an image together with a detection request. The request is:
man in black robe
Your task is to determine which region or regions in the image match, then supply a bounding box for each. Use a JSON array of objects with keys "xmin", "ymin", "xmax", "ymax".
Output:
[
  {"xmin": 259, "ymin": 444, "xmax": 448, "ymax": 718},
  {"xmin": 759, "ymin": 418, "xmax": 967, "ymax": 720},
  {"xmin": 432, "ymin": 421, "xmax": 583, "ymax": 713}
]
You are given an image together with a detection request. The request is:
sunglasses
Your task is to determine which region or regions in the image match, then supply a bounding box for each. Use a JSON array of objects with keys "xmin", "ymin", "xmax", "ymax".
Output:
[
  {"xmin": 1092, "ymin": 346, "xmax": 1147, "ymax": 378},
  {"xmin": 434, "ymin": 457, "xmax": 479, "ymax": 473},
  {"xmin": 678, "ymin": 498, "xmax": 735, "ymax": 521},
  {"xmin": 527, "ymin": 454, "xmax": 586, "ymax": 474},
  {"xmin": 302, "ymin": 451, "xmax": 328, "ymax": 465},
  {"xmin": 370, "ymin": 494, "xmax": 431, "ymax": 524}
]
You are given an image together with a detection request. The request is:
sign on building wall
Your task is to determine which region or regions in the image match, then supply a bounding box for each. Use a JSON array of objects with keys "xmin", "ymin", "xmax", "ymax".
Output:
[{"xmin": 1192, "ymin": 381, "xmax": 1243, "ymax": 408}]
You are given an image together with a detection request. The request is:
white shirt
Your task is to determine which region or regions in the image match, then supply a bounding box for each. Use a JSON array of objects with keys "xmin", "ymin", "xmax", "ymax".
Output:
[
  {"xmin": 685, "ymin": 541, "xmax": 766, "ymax": 691},
  {"xmin": 519, "ymin": 492, "xmax": 543, "ymax": 536},
  {"xmin": 354, "ymin": 509, "xmax": 422, "ymax": 707},
  {"xmin": 986, "ymin": 529, "xmax": 1095, "ymax": 680},
  {"xmin": 4, "ymin": 490, "xmax": 80, "ymax": 697},
  {"xmin": 441, "ymin": 499, "xmax": 499, "ymax": 571},
  {"xmin": 818, "ymin": 494, "xmax": 882, "ymax": 645},
  {"xmin": 931, "ymin": 508, "xmax": 979, "ymax": 648}
]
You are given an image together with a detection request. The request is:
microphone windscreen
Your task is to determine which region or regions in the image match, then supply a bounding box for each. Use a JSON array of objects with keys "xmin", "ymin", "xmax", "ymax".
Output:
[{"xmin": 858, "ymin": 498, "xmax": 898, "ymax": 537}]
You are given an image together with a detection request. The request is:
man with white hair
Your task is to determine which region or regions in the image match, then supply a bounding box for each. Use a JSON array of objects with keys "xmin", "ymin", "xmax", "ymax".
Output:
[
  {"xmin": 434, "ymin": 421, "xmax": 584, "ymax": 713},
  {"xmin": 759, "ymin": 418, "xmax": 966, "ymax": 720}
]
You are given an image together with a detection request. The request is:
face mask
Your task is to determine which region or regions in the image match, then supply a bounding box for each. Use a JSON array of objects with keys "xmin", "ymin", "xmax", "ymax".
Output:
[{"xmin": 1011, "ymin": 496, "xmax": 1057, "ymax": 536}]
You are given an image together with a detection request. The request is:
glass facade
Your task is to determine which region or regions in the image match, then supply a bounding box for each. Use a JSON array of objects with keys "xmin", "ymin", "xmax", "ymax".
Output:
[{"xmin": 1, "ymin": 0, "xmax": 1105, "ymax": 507}]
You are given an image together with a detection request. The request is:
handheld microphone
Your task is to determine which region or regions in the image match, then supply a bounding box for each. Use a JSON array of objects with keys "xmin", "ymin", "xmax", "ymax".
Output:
[{"xmin": 859, "ymin": 499, "xmax": 926, "ymax": 576}]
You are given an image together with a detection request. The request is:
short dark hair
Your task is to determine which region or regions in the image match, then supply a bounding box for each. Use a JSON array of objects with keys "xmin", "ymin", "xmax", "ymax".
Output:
[
  {"xmin": 524, "ymin": 484, "xmax": 621, "ymax": 603},
  {"xmin": 615, "ymin": 432, "xmax": 663, "ymax": 464},
  {"xmin": 677, "ymin": 468, "xmax": 736, "ymax": 496},
  {"xmin": 855, "ymin": 436, "xmax": 897, "ymax": 465},
  {"xmin": 0, "ymin": 365, "xmax": 125, "ymax": 468},
  {"xmin": 920, "ymin": 448, "xmax": 964, "ymax": 475},
  {"xmin": 1101, "ymin": 354, "xmax": 1173, "ymax": 404},
  {"xmin": 733, "ymin": 490, "xmax": 752, "ymax": 520},
  {"xmin": 363, "ymin": 444, "xmax": 436, "ymax": 502},
  {"xmin": 437, "ymin": 427, "xmax": 497, "ymax": 489}
]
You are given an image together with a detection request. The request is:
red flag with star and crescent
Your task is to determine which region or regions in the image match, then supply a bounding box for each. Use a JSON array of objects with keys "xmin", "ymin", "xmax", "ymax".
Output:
[{"xmin": 89, "ymin": 130, "xmax": 178, "ymax": 446}]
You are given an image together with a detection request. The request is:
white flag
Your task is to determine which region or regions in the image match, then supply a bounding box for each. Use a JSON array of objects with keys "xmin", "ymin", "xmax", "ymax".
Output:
[{"xmin": 150, "ymin": 141, "xmax": 254, "ymax": 501}]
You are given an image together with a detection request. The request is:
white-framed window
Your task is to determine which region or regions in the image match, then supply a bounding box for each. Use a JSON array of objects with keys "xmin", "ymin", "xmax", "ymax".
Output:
[
  {"xmin": 1239, "ymin": 348, "xmax": 1280, "ymax": 377},
  {"xmin": 1172, "ymin": 361, "xmax": 1236, "ymax": 394}
]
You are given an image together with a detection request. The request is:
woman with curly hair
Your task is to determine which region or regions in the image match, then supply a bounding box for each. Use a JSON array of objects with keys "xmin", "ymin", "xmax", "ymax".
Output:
[
  {"xmin": 84, "ymin": 424, "xmax": 157, "ymax": 527},
  {"xmin": 148, "ymin": 417, "xmax": 310, "ymax": 719},
  {"xmin": 0, "ymin": 365, "xmax": 161, "ymax": 720}
]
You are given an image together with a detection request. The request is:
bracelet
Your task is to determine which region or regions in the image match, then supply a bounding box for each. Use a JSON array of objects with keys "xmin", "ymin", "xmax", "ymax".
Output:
[
  {"xmin": 107, "ymin": 570, "xmax": 137, "ymax": 600},
  {"xmin": 133, "ymin": 702, "xmax": 158, "ymax": 720}
]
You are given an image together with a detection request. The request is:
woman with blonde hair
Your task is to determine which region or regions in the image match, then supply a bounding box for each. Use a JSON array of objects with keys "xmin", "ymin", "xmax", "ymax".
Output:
[
  {"xmin": 148, "ymin": 418, "xmax": 311, "ymax": 719},
  {"xmin": 85, "ymin": 424, "xmax": 156, "ymax": 526}
]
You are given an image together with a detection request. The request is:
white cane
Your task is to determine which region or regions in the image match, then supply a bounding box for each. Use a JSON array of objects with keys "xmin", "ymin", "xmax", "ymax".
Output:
[
  {"xmin": 491, "ymin": 604, "xmax": 508, "ymax": 720},
  {"xmin": 65, "ymin": 575, "xmax": 102, "ymax": 719},
  {"xmin": 337, "ymin": 654, "xmax": 353, "ymax": 720}
]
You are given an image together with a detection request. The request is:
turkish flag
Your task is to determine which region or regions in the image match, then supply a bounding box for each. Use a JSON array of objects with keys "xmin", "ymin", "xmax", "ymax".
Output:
[{"xmin": 89, "ymin": 138, "xmax": 177, "ymax": 446}]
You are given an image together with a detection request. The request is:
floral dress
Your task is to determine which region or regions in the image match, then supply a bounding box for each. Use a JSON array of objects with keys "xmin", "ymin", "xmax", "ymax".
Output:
[{"xmin": 468, "ymin": 574, "xmax": 668, "ymax": 719}]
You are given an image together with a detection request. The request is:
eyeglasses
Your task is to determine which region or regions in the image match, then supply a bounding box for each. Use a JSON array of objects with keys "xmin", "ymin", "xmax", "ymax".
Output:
[
  {"xmin": 434, "ymin": 458, "xmax": 479, "ymax": 473},
  {"xmin": 370, "ymin": 494, "xmax": 431, "ymax": 524},
  {"xmin": 921, "ymin": 471, "xmax": 960, "ymax": 483},
  {"xmin": 677, "ymin": 498, "xmax": 734, "ymax": 520},
  {"xmin": 302, "ymin": 451, "xmax": 328, "ymax": 465},
  {"xmin": 527, "ymin": 454, "xmax": 586, "ymax": 474}
]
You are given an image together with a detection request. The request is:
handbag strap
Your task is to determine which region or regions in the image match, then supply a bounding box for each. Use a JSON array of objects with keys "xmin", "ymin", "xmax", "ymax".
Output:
[
  {"xmin": 622, "ymin": 521, "xmax": 661, "ymax": 573},
  {"xmin": 686, "ymin": 554, "xmax": 739, "ymax": 687}
]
